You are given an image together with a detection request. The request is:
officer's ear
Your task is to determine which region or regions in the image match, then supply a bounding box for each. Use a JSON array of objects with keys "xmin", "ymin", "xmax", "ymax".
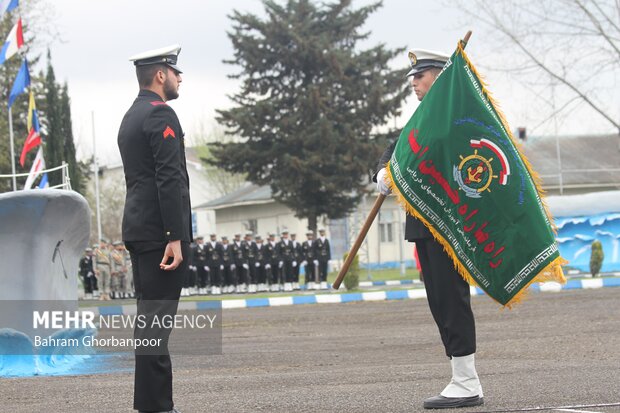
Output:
[{"xmin": 154, "ymin": 69, "xmax": 167, "ymax": 85}]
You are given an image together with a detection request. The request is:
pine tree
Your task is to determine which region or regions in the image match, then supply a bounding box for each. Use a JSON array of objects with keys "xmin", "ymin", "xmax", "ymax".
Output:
[
  {"xmin": 59, "ymin": 82, "xmax": 84, "ymax": 193},
  {"xmin": 213, "ymin": 0, "xmax": 410, "ymax": 231},
  {"xmin": 43, "ymin": 50, "xmax": 63, "ymax": 188}
]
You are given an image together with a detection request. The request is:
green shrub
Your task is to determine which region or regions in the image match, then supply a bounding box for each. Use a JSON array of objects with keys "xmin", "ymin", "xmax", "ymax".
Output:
[
  {"xmin": 343, "ymin": 252, "xmax": 360, "ymax": 290},
  {"xmin": 590, "ymin": 240, "xmax": 604, "ymax": 277}
]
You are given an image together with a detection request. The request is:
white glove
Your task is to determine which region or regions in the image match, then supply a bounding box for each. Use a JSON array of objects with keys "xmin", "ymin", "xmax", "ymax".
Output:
[
  {"xmin": 301, "ymin": 261, "xmax": 307, "ymax": 267},
  {"xmin": 313, "ymin": 260, "xmax": 319, "ymax": 266},
  {"xmin": 230, "ymin": 264, "xmax": 236, "ymax": 271},
  {"xmin": 255, "ymin": 262, "xmax": 260, "ymax": 268},
  {"xmin": 87, "ymin": 271, "xmax": 93, "ymax": 277},
  {"xmin": 278, "ymin": 261, "xmax": 284, "ymax": 268},
  {"xmin": 265, "ymin": 264, "xmax": 271, "ymax": 270},
  {"xmin": 292, "ymin": 261, "xmax": 297, "ymax": 267},
  {"xmin": 377, "ymin": 168, "xmax": 391, "ymax": 195},
  {"xmin": 220, "ymin": 265, "xmax": 224, "ymax": 270},
  {"xmin": 190, "ymin": 265, "xmax": 196, "ymax": 271},
  {"xmin": 204, "ymin": 266, "xmax": 209, "ymax": 272},
  {"xmin": 242, "ymin": 263, "xmax": 249, "ymax": 270}
]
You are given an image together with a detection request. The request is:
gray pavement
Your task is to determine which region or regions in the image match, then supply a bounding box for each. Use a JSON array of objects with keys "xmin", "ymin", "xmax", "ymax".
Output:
[{"xmin": 2, "ymin": 288, "xmax": 620, "ymax": 413}]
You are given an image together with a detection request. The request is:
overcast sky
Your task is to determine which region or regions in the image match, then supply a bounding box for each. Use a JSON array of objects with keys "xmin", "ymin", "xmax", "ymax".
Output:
[{"xmin": 39, "ymin": 0, "xmax": 618, "ymax": 165}]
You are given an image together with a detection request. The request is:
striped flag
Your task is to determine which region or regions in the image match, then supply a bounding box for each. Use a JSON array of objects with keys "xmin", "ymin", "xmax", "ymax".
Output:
[
  {"xmin": 23, "ymin": 147, "xmax": 45, "ymax": 190},
  {"xmin": 20, "ymin": 91, "xmax": 41, "ymax": 166},
  {"xmin": 0, "ymin": 17, "xmax": 24, "ymax": 64}
]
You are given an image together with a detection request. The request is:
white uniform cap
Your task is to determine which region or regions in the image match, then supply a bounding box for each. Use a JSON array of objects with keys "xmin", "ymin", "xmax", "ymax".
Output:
[
  {"xmin": 406, "ymin": 49, "xmax": 450, "ymax": 77},
  {"xmin": 129, "ymin": 44, "xmax": 182, "ymax": 73}
]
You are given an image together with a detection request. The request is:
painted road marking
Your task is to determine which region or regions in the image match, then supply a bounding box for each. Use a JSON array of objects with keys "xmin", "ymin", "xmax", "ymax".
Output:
[{"xmin": 554, "ymin": 409, "xmax": 602, "ymax": 413}]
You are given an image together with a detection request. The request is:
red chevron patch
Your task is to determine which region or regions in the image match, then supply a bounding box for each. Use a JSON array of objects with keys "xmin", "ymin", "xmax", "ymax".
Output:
[{"xmin": 163, "ymin": 126, "xmax": 176, "ymax": 139}]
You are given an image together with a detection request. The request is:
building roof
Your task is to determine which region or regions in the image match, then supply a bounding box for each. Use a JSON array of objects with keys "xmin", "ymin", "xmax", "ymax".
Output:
[
  {"xmin": 196, "ymin": 183, "xmax": 273, "ymax": 210},
  {"xmin": 200, "ymin": 134, "xmax": 620, "ymax": 210},
  {"xmin": 521, "ymin": 133, "xmax": 620, "ymax": 190}
]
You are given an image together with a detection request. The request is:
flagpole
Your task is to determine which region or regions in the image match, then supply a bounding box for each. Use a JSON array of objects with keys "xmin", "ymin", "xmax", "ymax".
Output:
[
  {"xmin": 8, "ymin": 106, "xmax": 16, "ymax": 191},
  {"xmin": 92, "ymin": 111, "xmax": 102, "ymax": 242}
]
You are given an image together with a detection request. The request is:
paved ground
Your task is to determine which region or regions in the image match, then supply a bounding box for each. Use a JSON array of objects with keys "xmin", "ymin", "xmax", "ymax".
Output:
[{"xmin": 2, "ymin": 288, "xmax": 620, "ymax": 413}]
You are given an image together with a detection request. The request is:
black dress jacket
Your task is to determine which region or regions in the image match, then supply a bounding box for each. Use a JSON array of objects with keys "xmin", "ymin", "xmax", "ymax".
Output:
[{"xmin": 118, "ymin": 89, "xmax": 192, "ymax": 243}]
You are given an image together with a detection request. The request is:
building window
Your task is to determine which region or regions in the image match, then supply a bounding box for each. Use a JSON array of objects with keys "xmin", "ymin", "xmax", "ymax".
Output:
[
  {"xmin": 244, "ymin": 219, "xmax": 258, "ymax": 235},
  {"xmin": 379, "ymin": 223, "xmax": 393, "ymax": 243},
  {"xmin": 379, "ymin": 210, "xmax": 394, "ymax": 243}
]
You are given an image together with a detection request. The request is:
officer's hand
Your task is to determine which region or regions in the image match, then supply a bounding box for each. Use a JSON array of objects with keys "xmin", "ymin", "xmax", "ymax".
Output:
[
  {"xmin": 292, "ymin": 261, "xmax": 297, "ymax": 267},
  {"xmin": 301, "ymin": 261, "xmax": 307, "ymax": 266},
  {"xmin": 313, "ymin": 260, "xmax": 319, "ymax": 266},
  {"xmin": 242, "ymin": 263, "xmax": 249, "ymax": 270},
  {"xmin": 220, "ymin": 265, "xmax": 224, "ymax": 270},
  {"xmin": 377, "ymin": 168, "xmax": 391, "ymax": 195},
  {"xmin": 160, "ymin": 240, "xmax": 183, "ymax": 271},
  {"xmin": 255, "ymin": 262, "xmax": 260, "ymax": 268},
  {"xmin": 204, "ymin": 266, "xmax": 209, "ymax": 271}
]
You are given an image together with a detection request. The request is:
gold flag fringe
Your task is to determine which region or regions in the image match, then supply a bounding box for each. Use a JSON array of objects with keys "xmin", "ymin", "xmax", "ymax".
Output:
[{"xmin": 383, "ymin": 42, "xmax": 567, "ymax": 308}]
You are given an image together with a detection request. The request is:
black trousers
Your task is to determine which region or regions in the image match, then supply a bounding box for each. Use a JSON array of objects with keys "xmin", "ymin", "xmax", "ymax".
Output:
[
  {"xmin": 318, "ymin": 259, "xmax": 329, "ymax": 282},
  {"xmin": 128, "ymin": 242, "xmax": 188, "ymax": 413},
  {"xmin": 196, "ymin": 264, "xmax": 209, "ymax": 288},
  {"xmin": 293, "ymin": 259, "xmax": 300, "ymax": 282},
  {"xmin": 415, "ymin": 237, "xmax": 476, "ymax": 358},
  {"xmin": 304, "ymin": 261, "xmax": 317, "ymax": 283}
]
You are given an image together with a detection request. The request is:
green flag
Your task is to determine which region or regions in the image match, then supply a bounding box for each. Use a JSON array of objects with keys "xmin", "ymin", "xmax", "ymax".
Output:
[{"xmin": 386, "ymin": 41, "xmax": 567, "ymax": 306}]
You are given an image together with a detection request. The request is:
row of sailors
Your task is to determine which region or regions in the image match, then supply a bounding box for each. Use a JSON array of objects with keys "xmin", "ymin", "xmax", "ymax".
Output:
[
  {"xmin": 80, "ymin": 239, "xmax": 134, "ymax": 300},
  {"xmin": 184, "ymin": 229, "xmax": 331, "ymax": 296}
]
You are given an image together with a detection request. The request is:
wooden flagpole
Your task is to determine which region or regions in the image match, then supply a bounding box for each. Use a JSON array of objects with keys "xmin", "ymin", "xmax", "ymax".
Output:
[{"xmin": 332, "ymin": 30, "xmax": 472, "ymax": 290}]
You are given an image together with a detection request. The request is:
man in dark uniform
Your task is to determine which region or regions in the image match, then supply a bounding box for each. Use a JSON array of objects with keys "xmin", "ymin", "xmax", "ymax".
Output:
[
  {"xmin": 232, "ymin": 233, "xmax": 247, "ymax": 293},
  {"xmin": 315, "ymin": 228, "xmax": 331, "ymax": 289},
  {"xmin": 302, "ymin": 231, "xmax": 318, "ymax": 289},
  {"xmin": 118, "ymin": 44, "xmax": 189, "ymax": 413},
  {"xmin": 242, "ymin": 232, "xmax": 258, "ymax": 293},
  {"xmin": 277, "ymin": 231, "xmax": 294, "ymax": 291},
  {"xmin": 206, "ymin": 233, "xmax": 222, "ymax": 295},
  {"xmin": 79, "ymin": 248, "xmax": 95, "ymax": 299},
  {"xmin": 290, "ymin": 233, "xmax": 302, "ymax": 290},
  {"xmin": 266, "ymin": 233, "xmax": 279, "ymax": 291},
  {"xmin": 374, "ymin": 49, "xmax": 483, "ymax": 409},
  {"xmin": 220, "ymin": 236, "xmax": 234, "ymax": 293},
  {"xmin": 254, "ymin": 235, "xmax": 267, "ymax": 292},
  {"xmin": 194, "ymin": 236, "xmax": 208, "ymax": 295}
]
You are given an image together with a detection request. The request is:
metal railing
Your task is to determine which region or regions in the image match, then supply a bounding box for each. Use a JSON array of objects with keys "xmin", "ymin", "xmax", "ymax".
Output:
[
  {"xmin": 539, "ymin": 168, "xmax": 620, "ymax": 194},
  {"xmin": 0, "ymin": 162, "xmax": 72, "ymax": 191}
]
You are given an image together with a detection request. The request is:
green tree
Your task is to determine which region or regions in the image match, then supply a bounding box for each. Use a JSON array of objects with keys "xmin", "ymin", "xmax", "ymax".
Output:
[
  {"xmin": 59, "ymin": 82, "xmax": 84, "ymax": 193},
  {"xmin": 42, "ymin": 50, "xmax": 63, "ymax": 188},
  {"xmin": 589, "ymin": 240, "xmax": 604, "ymax": 277},
  {"xmin": 213, "ymin": 0, "xmax": 410, "ymax": 232}
]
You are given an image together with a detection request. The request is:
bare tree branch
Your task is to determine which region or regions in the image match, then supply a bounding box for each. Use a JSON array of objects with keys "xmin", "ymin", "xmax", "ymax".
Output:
[{"xmin": 574, "ymin": 0, "xmax": 620, "ymax": 60}]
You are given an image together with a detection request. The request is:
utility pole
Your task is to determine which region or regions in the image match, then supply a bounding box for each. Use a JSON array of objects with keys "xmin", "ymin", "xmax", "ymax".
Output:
[{"xmin": 92, "ymin": 111, "xmax": 102, "ymax": 241}]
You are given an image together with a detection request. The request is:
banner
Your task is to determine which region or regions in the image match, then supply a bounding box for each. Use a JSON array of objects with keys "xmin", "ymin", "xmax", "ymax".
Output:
[{"xmin": 386, "ymin": 42, "xmax": 566, "ymax": 306}]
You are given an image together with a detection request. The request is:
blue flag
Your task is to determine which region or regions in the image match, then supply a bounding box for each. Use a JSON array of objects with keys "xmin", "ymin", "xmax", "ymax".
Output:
[
  {"xmin": 38, "ymin": 173, "xmax": 49, "ymax": 189},
  {"xmin": 9, "ymin": 58, "xmax": 29, "ymax": 107}
]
